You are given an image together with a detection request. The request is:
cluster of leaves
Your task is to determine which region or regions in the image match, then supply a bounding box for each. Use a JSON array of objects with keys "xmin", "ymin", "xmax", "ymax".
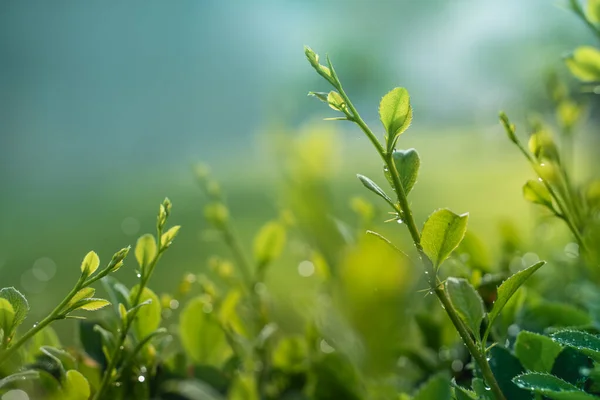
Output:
[{"xmin": 0, "ymin": 1, "xmax": 599, "ymax": 399}]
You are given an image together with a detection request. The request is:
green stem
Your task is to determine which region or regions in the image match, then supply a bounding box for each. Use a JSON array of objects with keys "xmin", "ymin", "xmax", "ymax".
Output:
[
  {"xmin": 0, "ymin": 275, "xmax": 86, "ymax": 366},
  {"xmin": 93, "ymin": 235, "xmax": 165, "ymax": 400},
  {"xmin": 335, "ymin": 81, "xmax": 506, "ymax": 400},
  {"xmin": 221, "ymin": 223, "xmax": 254, "ymax": 288}
]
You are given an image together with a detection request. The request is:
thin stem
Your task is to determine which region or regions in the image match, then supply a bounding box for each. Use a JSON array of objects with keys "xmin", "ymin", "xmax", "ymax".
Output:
[
  {"xmin": 335, "ymin": 80, "xmax": 505, "ymax": 399},
  {"xmin": 436, "ymin": 287, "xmax": 506, "ymax": 400},
  {"xmin": 0, "ymin": 275, "xmax": 86, "ymax": 366},
  {"xmin": 93, "ymin": 235, "xmax": 165, "ymax": 400},
  {"xmin": 220, "ymin": 223, "xmax": 254, "ymax": 287}
]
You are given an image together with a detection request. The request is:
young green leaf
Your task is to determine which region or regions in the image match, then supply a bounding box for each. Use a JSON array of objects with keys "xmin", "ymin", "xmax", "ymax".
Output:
[
  {"xmin": 253, "ymin": 221, "xmax": 286, "ymax": 267},
  {"xmin": 523, "ymin": 180, "xmax": 553, "ymax": 209},
  {"xmin": 356, "ymin": 174, "xmax": 396, "ymax": 209},
  {"xmin": 379, "ymin": 87, "xmax": 413, "ymax": 150},
  {"xmin": 308, "ymin": 91, "xmax": 328, "ymax": 103},
  {"xmin": 129, "ymin": 286, "xmax": 161, "ymax": 340},
  {"xmin": 386, "ymin": 149, "xmax": 420, "ymax": 195},
  {"xmin": 0, "ymin": 287, "xmax": 29, "ymax": 336},
  {"xmin": 180, "ymin": 296, "xmax": 231, "ymax": 365},
  {"xmin": 412, "ymin": 374, "xmax": 451, "ymax": 400},
  {"xmin": 71, "ymin": 298, "xmax": 111, "ymax": 312},
  {"xmin": 514, "ymin": 331, "xmax": 563, "ymax": 373},
  {"xmin": 63, "ymin": 369, "xmax": 91, "ymax": 400},
  {"xmin": 161, "ymin": 225, "xmax": 181, "ymax": 248},
  {"xmin": 80, "ymin": 251, "xmax": 100, "ymax": 277},
  {"xmin": 66, "ymin": 288, "xmax": 96, "ymax": 309},
  {"xmin": 566, "ymin": 46, "xmax": 600, "ymax": 82},
  {"xmin": 0, "ymin": 370, "xmax": 40, "ymax": 389},
  {"xmin": 499, "ymin": 112, "xmax": 518, "ymax": 144},
  {"xmin": 421, "ymin": 209, "xmax": 469, "ymax": 269},
  {"xmin": 513, "ymin": 372, "xmax": 597, "ymax": 399},
  {"xmin": 327, "ymin": 91, "xmax": 346, "ymax": 112},
  {"xmin": 445, "ymin": 278, "xmax": 485, "ymax": 340},
  {"xmin": 551, "ymin": 330, "xmax": 600, "ymax": 358},
  {"xmin": 589, "ymin": 0, "xmax": 600, "ymax": 22},
  {"xmin": 0, "ymin": 299, "xmax": 15, "ymax": 340},
  {"xmin": 228, "ymin": 372, "xmax": 259, "ymax": 400},
  {"xmin": 135, "ymin": 234, "xmax": 157, "ymax": 270},
  {"xmin": 486, "ymin": 261, "xmax": 546, "ymax": 334},
  {"xmin": 453, "ymin": 385, "xmax": 477, "ymax": 400}
]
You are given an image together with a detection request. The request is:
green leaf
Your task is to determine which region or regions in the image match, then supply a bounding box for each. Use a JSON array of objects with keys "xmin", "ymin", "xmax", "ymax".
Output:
[
  {"xmin": 63, "ymin": 370, "xmax": 91, "ymax": 400},
  {"xmin": 379, "ymin": 87, "xmax": 413, "ymax": 149},
  {"xmin": 421, "ymin": 209, "xmax": 469, "ymax": 269},
  {"xmin": 327, "ymin": 91, "xmax": 346, "ymax": 112},
  {"xmin": 444, "ymin": 278, "xmax": 485, "ymax": 340},
  {"xmin": 308, "ymin": 91, "xmax": 328, "ymax": 103},
  {"xmin": 551, "ymin": 330, "xmax": 600, "ymax": 358},
  {"xmin": 523, "ymin": 180, "xmax": 553, "ymax": 209},
  {"xmin": 386, "ymin": 148, "xmax": 420, "ymax": 195},
  {"xmin": 228, "ymin": 373, "xmax": 259, "ymax": 400},
  {"xmin": 135, "ymin": 234, "xmax": 157, "ymax": 270},
  {"xmin": 180, "ymin": 296, "xmax": 231, "ymax": 365},
  {"xmin": 161, "ymin": 225, "xmax": 181, "ymax": 248},
  {"xmin": 272, "ymin": 335, "xmax": 308, "ymax": 373},
  {"xmin": 0, "ymin": 287, "xmax": 29, "ymax": 337},
  {"xmin": 0, "ymin": 298, "xmax": 15, "ymax": 340},
  {"xmin": 129, "ymin": 286, "xmax": 161, "ymax": 340},
  {"xmin": 486, "ymin": 261, "xmax": 545, "ymax": 334},
  {"xmin": 589, "ymin": 0, "xmax": 600, "ymax": 22},
  {"xmin": 41, "ymin": 346, "xmax": 76, "ymax": 371},
  {"xmin": 520, "ymin": 301, "xmax": 591, "ymax": 332},
  {"xmin": 515, "ymin": 331, "xmax": 563, "ymax": 372},
  {"xmin": 80, "ymin": 251, "xmax": 100, "ymax": 277},
  {"xmin": 513, "ymin": 372, "xmax": 597, "ymax": 399},
  {"xmin": 566, "ymin": 46, "xmax": 600, "ymax": 82},
  {"xmin": 551, "ymin": 347, "xmax": 592, "ymax": 385},
  {"xmin": 453, "ymin": 385, "xmax": 477, "ymax": 400},
  {"xmin": 356, "ymin": 174, "xmax": 396, "ymax": 209},
  {"xmin": 488, "ymin": 346, "xmax": 530, "ymax": 400},
  {"xmin": 471, "ymin": 378, "xmax": 494, "ymax": 400},
  {"xmin": 253, "ymin": 221, "xmax": 286, "ymax": 267},
  {"xmin": 71, "ymin": 298, "xmax": 111, "ymax": 311},
  {"xmin": 412, "ymin": 374, "xmax": 451, "ymax": 400},
  {"xmin": 0, "ymin": 370, "xmax": 40, "ymax": 389},
  {"xmin": 66, "ymin": 288, "xmax": 96, "ymax": 309}
]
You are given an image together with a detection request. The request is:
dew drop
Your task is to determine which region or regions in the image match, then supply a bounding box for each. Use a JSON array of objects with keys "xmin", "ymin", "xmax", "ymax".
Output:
[{"xmin": 137, "ymin": 376, "xmax": 145, "ymax": 383}]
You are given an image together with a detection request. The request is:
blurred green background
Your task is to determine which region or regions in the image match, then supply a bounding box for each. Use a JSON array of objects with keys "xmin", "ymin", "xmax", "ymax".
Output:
[{"xmin": 0, "ymin": 0, "xmax": 597, "ymax": 327}]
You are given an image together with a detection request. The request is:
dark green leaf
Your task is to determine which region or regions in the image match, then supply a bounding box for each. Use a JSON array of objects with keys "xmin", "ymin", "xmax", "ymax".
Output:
[
  {"xmin": 551, "ymin": 330, "xmax": 600, "ymax": 359},
  {"xmin": 412, "ymin": 374, "xmax": 451, "ymax": 400},
  {"xmin": 513, "ymin": 372, "xmax": 596, "ymax": 399},
  {"xmin": 487, "ymin": 346, "xmax": 530, "ymax": 400},
  {"xmin": 551, "ymin": 347, "xmax": 592, "ymax": 385}
]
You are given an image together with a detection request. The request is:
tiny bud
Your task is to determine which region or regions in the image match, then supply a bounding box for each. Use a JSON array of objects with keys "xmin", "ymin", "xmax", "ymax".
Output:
[
  {"xmin": 194, "ymin": 163, "xmax": 211, "ymax": 180},
  {"xmin": 528, "ymin": 128, "xmax": 560, "ymax": 162},
  {"xmin": 108, "ymin": 246, "xmax": 130, "ymax": 272},
  {"xmin": 535, "ymin": 162, "xmax": 561, "ymax": 185},
  {"xmin": 499, "ymin": 112, "xmax": 518, "ymax": 145}
]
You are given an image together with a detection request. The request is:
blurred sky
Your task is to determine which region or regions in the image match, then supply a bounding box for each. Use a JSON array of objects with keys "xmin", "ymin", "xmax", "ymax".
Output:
[{"xmin": 0, "ymin": 1, "xmax": 594, "ymax": 297}]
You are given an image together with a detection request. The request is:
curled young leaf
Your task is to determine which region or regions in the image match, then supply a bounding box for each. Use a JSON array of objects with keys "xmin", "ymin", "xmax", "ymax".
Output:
[
  {"xmin": 135, "ymin": 234, "xmax": 157, "ymax": 270},
  {"xmin": 379, "ymin": 87, "xmax": 413, "ymax": 150},
  {"xmin": 421, "ymin": 209, "xmax": 469, "ymax": 269},
  {"xmin": 80, "ymin": 251, "xmax": 100, "ymax": 277},
  {"xmin": 566, "ymin": 46, "xmax": 600, "ymax": 82},
  {"xmin": 523, "ymin": 180, "xmax": 553, "ymax": 209},
  {"xmin": 385, "ymin": 148, "xmax": 421, "ymax": 195},
  {"xmin": 327, "ymin": 91, "xmax": 346, "ymax": 112},
  {"xmin": 356, "ymin": 174, "xmax": 396, "ymax": 209}
]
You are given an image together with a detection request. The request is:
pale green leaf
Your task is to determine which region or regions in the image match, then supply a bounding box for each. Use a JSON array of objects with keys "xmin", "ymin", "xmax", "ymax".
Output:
[
  {"xmin": 356, "ymin": 174, "xmax": 395, "ymax": 209},
  {"xmin": 228, "ymin": 373, "xmax": 259, "ymax": 400},
  {"xmin": 515, "ymin": 331, "xmax": 563, "ymax": 373},
  {"xmin": 588, "ymin": 0, "xmax": 600, "ymax": 23},
  {"xmin": 379, "ymin": 87, "xmax": 413, "ymax": 149},
  {"xmin": 486, "ymin": 261, "xmax": 546, "ymax": 334},
  {"xmin": 421, "ymin": 209, "xmax": 469, "ymax": 269},
  {"xmin": 66, "ymin": 288, "xmax": 96, "ymax": 309},
  {"xmin": 72, "ymin": 298, "xmax": 111, "ymax": 311},
  {"xmin": 0, "ymin": 299, "xmax": 15, "ymax": 339},
  {"xmin": 180, "ymin": 296, "xmax": 231, "ymax": 365},
  {"xmin": 80, "ymin": 251, "xmax": 100, "ymax": 276},
  {"xmin": 0, "ymin": 287, "xmax": 29, "ymax": 335},
  {"xmin": 161, "ymin": 225, "xmax": 181, "ymax": 248},
  {"xmin": 523, "ymin": 180, "xmax": 553, "ymax": 209},
  {"xmin": 566, "ymin": 46, "xmax": 600, "ymax": 82},
  {"xmin": 445, "ymin": 278, "xmax": 485, "ymax": 340},
  {"xmin": 513, "ymin": 372, "xmax": 597, "ymax": 399},
  {"xmin": 64, "ymin": 369, "xmax": 91, "ymax": 400},
  {"xmin": 135, "ymin": 234, "xmax": 157, "ymax": 270},
  {"xmin": 253, "ymin": 221, "xmax": 286, "ymax": 267},
  {"xmin": 327, "ymin": 91, "xmax": 346, "ymax": 112},
  {"xmin": 129, "ymin": 286, "xmax": 161, "ymax": 340},
  {"xmin": 385, "ymin": 148, "xmax": 420, "ymax": 195}
]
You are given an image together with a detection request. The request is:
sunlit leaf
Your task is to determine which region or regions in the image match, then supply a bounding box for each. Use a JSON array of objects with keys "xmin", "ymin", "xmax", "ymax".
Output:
[
  {"xmin": 385, "ymin": 148, "xmax": 420, "ymax": 195},
  {"xmin": 135, "ymin": 234, "xmax": 157, "ymax": 270},
  {"xmin": 72, "ymin": 298, "xmax": 111, "ymax": 312},
  {"xmin": 253, "ymin": 221, "xmax": 286, "ymax": 267},
  {"xmin": 161, "ymin": 225, "xmax": 181, "ymax": 248},
  {"xmin": 523, "ymin": 180, "xmax": 553, "ymax": 209},
  {"xmin": 64, "ymin": 370, "xmax": 91, "ymax": 400},
  {"xmin": 66, "ymin": 288, "xmax": 96, "ymax": 309},
  {"xmin": 379, "ymin": 87, "xmax": 413, "ymax": 149},
  {"xmin": 129, "ymin": 286, "xmax": 161, "ymax": 340},
  {"xmin": 80, "ymin": 251, "xmax": 100, "ymax": 277},
  {"xmin": 0, "ymin": 287, "xmax": 29, "ymax": 337},
  {"xmin": 421, "ymin": 209, "xmax": 469, "ymax": 269}
]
